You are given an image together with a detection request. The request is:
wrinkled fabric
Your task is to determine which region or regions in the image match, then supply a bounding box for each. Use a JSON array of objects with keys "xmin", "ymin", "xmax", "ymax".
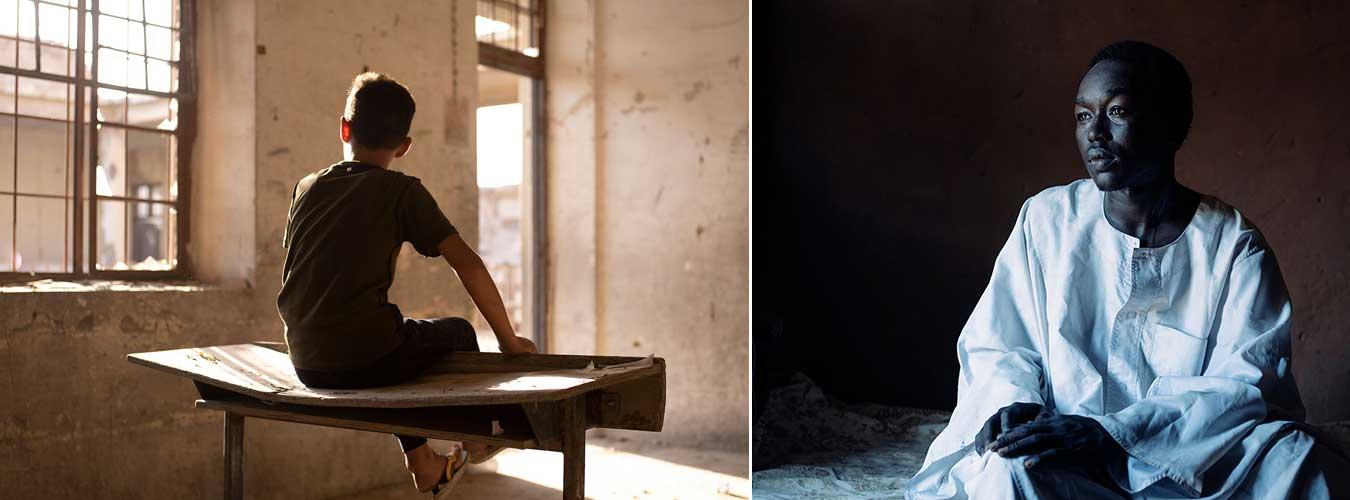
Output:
[{"xmin": 907, "ymin": 179, "xmax": 1328, "ymax": 499}]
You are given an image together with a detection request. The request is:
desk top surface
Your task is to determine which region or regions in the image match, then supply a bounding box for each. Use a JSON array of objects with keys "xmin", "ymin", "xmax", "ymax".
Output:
[{"xmin": 128, "ymin": 343, "xmax": 663, "ymax": 408}]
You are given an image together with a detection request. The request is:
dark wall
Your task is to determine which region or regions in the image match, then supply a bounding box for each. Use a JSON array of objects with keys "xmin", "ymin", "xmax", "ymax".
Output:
[{"xmin": 753, "ymin": 0, "xmax": 1350, "ymax": 422}]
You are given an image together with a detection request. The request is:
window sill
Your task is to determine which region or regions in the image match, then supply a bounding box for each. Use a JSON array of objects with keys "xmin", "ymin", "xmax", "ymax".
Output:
[{"xmin": 0, "ymin": 278, "xmax": 220, "ymax": 294}]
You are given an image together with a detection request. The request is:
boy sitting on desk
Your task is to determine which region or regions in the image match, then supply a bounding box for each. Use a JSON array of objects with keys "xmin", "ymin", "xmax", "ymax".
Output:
[{"xmin": 276, "ymin": 72, "xmax": 536, "ymax": 496}]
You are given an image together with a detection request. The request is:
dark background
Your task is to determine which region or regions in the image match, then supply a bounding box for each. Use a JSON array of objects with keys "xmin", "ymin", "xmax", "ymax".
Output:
[{"xmin": 753, "ymin": 0, "xmax": 1350, "ymax": 427}]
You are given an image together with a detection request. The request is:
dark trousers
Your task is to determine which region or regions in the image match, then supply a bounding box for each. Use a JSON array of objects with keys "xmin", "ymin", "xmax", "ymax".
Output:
[{"xmin": 293, "ymin": 317, "xmax": 479, "ymax": 453}]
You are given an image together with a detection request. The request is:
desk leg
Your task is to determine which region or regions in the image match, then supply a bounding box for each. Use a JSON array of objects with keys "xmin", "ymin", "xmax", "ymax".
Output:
[
  {"xmin": 560, "ymin": 396, "xmax": 585, "ymax": 500},
  {"xmin": 224, "ymin": 412, "xmax": 244, "ymax": 500}
]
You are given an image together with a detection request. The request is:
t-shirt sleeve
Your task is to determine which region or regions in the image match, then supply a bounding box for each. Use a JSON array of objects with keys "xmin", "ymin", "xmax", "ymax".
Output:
[
  {"xmin": 282, "ymin": 182, "xmax": 298, "ymax": 249},
  {"xmin": 398, "ymin": 178, "xmax": 459, "ymax": 257}
]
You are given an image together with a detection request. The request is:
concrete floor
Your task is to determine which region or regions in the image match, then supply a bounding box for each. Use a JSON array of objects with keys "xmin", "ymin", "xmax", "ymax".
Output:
[{"xmin": 329, "ymin": 436, "xmax": 749, "ymax": 499}]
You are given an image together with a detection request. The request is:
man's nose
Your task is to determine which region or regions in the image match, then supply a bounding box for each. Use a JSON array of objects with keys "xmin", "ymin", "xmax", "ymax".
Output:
[{"xmin": 1087, "ymin": 114, "xmax": 1111, "ymax": 142}]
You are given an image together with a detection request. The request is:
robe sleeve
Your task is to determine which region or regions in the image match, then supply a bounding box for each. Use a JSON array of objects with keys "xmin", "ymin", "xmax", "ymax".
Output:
[
  {"xmin": 917, "ymin": 199, "xmax": 1050, "ymax": 469},
  {"xmin": 1088, "ymin": 231, "xmax": 1297, "ymax": 496}
]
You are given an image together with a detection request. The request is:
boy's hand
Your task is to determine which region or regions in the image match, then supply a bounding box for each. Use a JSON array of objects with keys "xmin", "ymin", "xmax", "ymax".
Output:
[{"xmin": 502, "ymin": 336, "xmax": 537, "ymax": 354}]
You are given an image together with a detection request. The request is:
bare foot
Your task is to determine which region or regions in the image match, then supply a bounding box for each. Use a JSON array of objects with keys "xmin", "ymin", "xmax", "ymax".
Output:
[
  {"xmin": 462, "ymin": 441, "xmax": 490, "ymax": 457},
  {"xmin": 404, "ymin": 443, "xmax": 455, "ymax": 492}
]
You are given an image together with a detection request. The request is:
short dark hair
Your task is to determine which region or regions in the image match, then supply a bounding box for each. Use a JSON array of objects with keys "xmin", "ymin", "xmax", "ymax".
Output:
[
  {"xmin": 343, "ymin": 72, "xmax": 416, "ymax": 149},
  {"xmin": 1088, "ymin": 41, "xmax": 1193, "ymax": 147}
]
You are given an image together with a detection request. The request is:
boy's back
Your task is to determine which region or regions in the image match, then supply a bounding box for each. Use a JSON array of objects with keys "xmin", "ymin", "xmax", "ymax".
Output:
[
  {"xmin": 277, "ymin": 161, "xmax": 456, "ymax": 372},
  {"xmin": 278, "ymin": 71, "xmax": 534, "ymax": 494}
]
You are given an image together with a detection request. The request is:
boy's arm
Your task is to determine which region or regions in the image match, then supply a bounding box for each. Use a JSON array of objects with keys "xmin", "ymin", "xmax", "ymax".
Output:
[{"xmin": 436, "ymin": 233, "xmax": 536, "ymax": 354}]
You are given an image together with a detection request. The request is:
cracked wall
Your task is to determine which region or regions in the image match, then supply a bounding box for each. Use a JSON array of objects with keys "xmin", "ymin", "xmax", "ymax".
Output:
[{"xmin": 546, "ymin": 0, "xmax": 750, "ymax": 451}]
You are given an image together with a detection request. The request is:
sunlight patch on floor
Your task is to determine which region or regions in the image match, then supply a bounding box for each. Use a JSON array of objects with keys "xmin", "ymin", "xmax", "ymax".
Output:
[{"xmin": 464, "ymin": 443, "xmax": 748, "ymax": 499}]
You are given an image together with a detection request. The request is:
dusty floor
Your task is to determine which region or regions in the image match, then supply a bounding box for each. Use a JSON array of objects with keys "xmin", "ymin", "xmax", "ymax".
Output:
[{"xmin": 330, "ymin": 436, "xmax": 749, "ymax": 499}]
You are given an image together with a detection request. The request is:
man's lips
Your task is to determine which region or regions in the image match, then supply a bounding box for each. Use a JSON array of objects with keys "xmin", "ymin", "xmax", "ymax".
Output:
[{"xmin": 1087, "ymin": 150, "xmax": 1115, "ymax": 161}]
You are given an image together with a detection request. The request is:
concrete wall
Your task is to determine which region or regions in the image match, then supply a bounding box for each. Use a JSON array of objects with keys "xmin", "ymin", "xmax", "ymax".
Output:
[
  {"xmin": 546, "ymin": 0, "xmax": 749, "ymax": 450},
  {"xmin": 0, "ymin": 0, "xmax": 479, "ymax": 497},
  {"xmin": 192, "ymin": 0, "xmax": 255, "ymax": 286},
  {"xmin": 755, "ymin": 1, "xmax": 1350, "ymax": 424}
]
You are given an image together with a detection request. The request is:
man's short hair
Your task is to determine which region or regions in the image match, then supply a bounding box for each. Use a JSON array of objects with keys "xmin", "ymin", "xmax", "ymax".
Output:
[
  {"xmin": 343, "ymin": 72, "xmax": 416, "ymax": 150},
  {"xmin": 1088, "ymin": 41, "xmax": 1193, "ymax": 148}
]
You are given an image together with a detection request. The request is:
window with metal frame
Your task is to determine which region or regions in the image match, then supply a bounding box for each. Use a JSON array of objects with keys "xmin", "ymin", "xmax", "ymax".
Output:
[
  {"xmin": 476, "ymin": 0, "xmax": 540, "ymax": 58},
  {"xmin": 0, "ymin": 0, "xmax": 193, "ymax": 279}
]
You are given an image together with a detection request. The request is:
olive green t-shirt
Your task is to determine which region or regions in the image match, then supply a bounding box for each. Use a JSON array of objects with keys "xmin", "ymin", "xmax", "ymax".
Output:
[{"xmin": 277, "ymin": 161, "xmax": 457, "ymax": 371}]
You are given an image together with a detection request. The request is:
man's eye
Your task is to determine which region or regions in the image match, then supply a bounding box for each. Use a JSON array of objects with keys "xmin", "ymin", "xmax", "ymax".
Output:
[
  {"xmin": 1075, "ymin": 111, "xmax": 1090, "ymax": 122},
  {"xmin": 1109, "ymin": 106, "xmax": 1127, "ymax": 116}
]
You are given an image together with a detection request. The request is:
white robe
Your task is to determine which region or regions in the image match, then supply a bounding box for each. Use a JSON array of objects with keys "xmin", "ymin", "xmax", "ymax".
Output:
[{"xmin": 907, "ymin": 179, "xmax": 1333, "ymax": 499}]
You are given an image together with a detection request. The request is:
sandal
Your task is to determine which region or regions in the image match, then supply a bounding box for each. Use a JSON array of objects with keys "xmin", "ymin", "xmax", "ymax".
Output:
[
  {"xmin": 469, "ymin": 445, "xmax": 507, "ymax": 465},
  {"xmin": 431, "ymin": 447, "xmax": 469, "ymax": 499}
]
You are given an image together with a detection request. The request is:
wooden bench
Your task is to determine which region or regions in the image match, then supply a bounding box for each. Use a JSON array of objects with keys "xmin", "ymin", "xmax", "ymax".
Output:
[{"xmin": 127, "ymin": 341, "xmax": 666, "ymax": 500}]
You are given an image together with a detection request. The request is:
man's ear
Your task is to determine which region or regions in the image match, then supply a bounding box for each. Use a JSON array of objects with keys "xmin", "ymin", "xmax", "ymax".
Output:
[
  {"xmin": 339, "ymin": 118, "xmax": 352, "ymax": 143},
  {"xmin": 393, "ymin": 136, "xmax": 413, "ymax": 158}
]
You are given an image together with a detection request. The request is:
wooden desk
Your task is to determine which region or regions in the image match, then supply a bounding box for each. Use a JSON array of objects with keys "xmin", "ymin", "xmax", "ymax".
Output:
[{"xmin": 127, "ymin": 342, "xmax": 666, "ymax": 500}]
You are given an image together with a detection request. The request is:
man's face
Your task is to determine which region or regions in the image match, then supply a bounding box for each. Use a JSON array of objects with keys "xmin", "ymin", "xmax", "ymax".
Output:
[{"xmin": 1074, "ymin": 60, "xmax": 1175, "ymax": 191}]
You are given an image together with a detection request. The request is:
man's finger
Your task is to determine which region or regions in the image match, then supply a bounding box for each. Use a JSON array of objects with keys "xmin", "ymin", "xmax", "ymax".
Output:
[
  {"xmin": 976, "ymin": 416, "xmax": 997, "ymax": 453},
  {"xmin": 997, "ymin": 432, "xmax": 1059, "ymax": 458},
  {"xmin": 1001, "ymin": 408, "xmax": 1014, "ymax": 437},
  {"xmin": 1023, "ymin": 448, "xmax": 1065, "ymax": 469},
  {"xmin": 992, "ymin": 422, "xmax": 1052, "ymax": 450}
]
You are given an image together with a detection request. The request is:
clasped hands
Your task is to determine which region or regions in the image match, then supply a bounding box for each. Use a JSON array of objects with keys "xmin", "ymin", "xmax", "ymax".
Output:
[{"xmin": 973, "ymin": 402, "xmax": 1125, "ymax": 469}]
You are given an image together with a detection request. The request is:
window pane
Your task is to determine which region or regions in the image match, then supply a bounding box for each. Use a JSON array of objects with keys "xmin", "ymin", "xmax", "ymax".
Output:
[
  {"xmin": 0, "ymin": 194, "xmax": 11, "ymax": 271},
  {"xmin": 126, "ymin": 54, "xmax": 146, "ymax": 89},
  {"xmin": 0, "ymin": 0, "xmax": 17, "ymax": 38},
  {"xmin": 17, "ymin": 76, "xmax": 71, "ymax": 121},
  {"xmin": 16, "ymin": 117, "xmax": 68, "ymax": 196},
  {"xmin": 37, "ymin": 3, "xmax": 72, "ymax": 48},
  {"xmin": 83, "ymin": 11, "xmax": 92, "ymax": 61},
  {"xmin": 18, "ymin": 40, "xmax": 36, "ymax": 70},
  {"xmin": 0, "ymin": 38, "xmax": 15, "ymax": 68},
  {"xmin": 99, "ymin": 0, "xmax": 128, "ymax": 19},
  {"xmin": 167, "ymin": 133, "xmax": 176, "ymax": 200},
  {"xmin": 126, "ymin": 21, "xmax": 144, "ymax": 55},
  {"xmin": 15, "ymin": 194, "xmax": 67, "ymax": 272},
  {"xmin": 97, "ymin": 87, "xmax": 128, "ymax": 123},
  {"xmin": 98, "ymin": 14, "xmax": 127, "ymax": 51},
  {"xmin": 95, "ymin": 198, "xmax": 125, "ymax": 269},
  {"xmin": 145, "ymin": 24, "xmax": 170, "ymax": 60},
  {"xmin": 0, "ymin": 74, "xmax": 13, "ymax": 115},
  {"xmin": 146, "ymin": 0, "xmax": 171, "ymax": 27},
  {"xmin": 18, "ymin": 0, "xmax": 35, "ymax": 40},
  {"xmin": 97, "ymin": 47, "xmax": 127, "ymax": 87},
  {"xmin": 96, "ymin": 125, "xmax": 126, "ymax": 197},
  {"xmin": 146, "ymin": 58, "xmax": 170, "ymax": 93},
  {"xmin": 127, "ymin": 129, "xmax": 167, "ymax": 200},
  {"xmin": 0, "ymin": 115, "xmax": 13, "ymax": 192},
  {"xmin": 127, "ymin": 0, "xmax": 143, "ymax": 21},
  {"xmin": 38, "ymin": 43, "xmax": 72, "ymax": 77},
  {"xmin": 127, "ymin": 93, "xmax": 169, "ymax": 129},
  {"xmin": 128, "ymin": 201, "xmax": 171, "ymax": 269}
]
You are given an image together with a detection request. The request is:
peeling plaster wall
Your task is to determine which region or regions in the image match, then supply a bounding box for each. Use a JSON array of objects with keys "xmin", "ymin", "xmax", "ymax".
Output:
[
  {"xmin": 252, "ymin": 0, "xmax": 479, "ymax": 322},
  {"xmin": 192, "ymin": 0, "xmax": 256, "ymax": 287},
  {"xmin": 547, "ymin": 0, "xmax": 750, "ymax": 450},
  {"xmin": 0, "ymin": 1, "xmax": 479, "ymax": 497}
]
